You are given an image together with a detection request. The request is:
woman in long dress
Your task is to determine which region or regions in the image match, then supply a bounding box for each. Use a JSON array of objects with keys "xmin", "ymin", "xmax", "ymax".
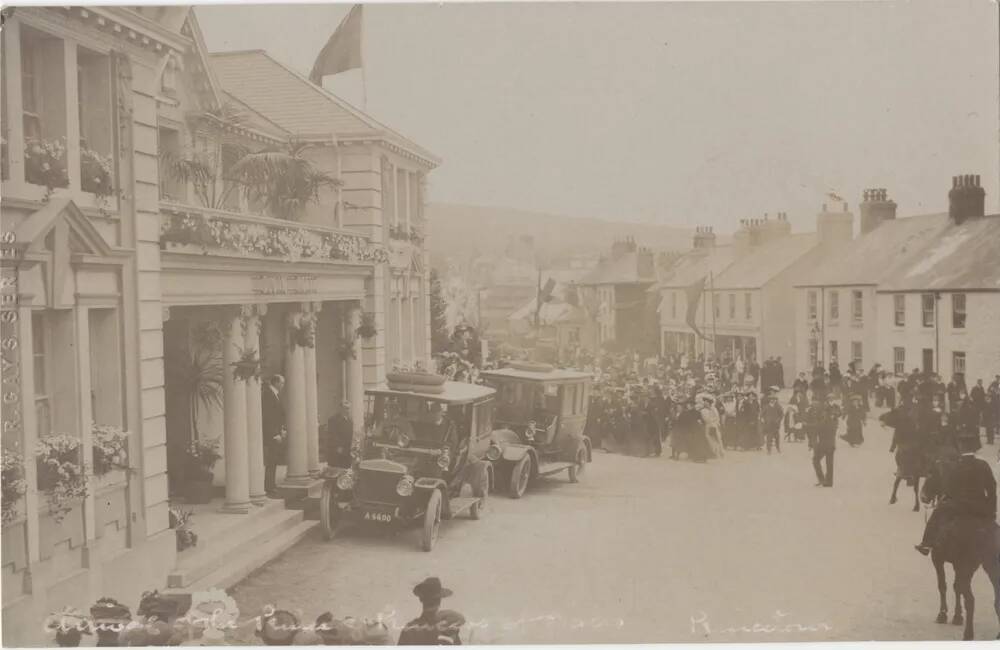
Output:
[
  {"xmin": 699, "ymin": 396, "xmax": 724, "ymax": 458},
  {"xmin": 841, "ymin": 394, "xmax": 865, "ymax": 446}
]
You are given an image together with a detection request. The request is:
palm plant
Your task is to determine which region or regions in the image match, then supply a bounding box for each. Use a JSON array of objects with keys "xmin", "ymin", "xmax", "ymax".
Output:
[
  {"xmin": 165, "ymin": 322, "xmax": 224, "ymax": 441},
  {"xmin": 229, "ymin": 141, "xmax": 341, "ymax": 221}
]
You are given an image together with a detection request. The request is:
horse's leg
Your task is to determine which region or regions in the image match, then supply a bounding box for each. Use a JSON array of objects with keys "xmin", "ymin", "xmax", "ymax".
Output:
[
  {"xmin": 890, "ymin": 476, "xmax": 902, "ymax": 504},
  {"xmin": 982, "ymin": 542, "xmax": 1000, "ymax": 639},
  {"xmin": 912, "ymin": 477, "xmax": 921, "ymax": 512},
  {"xmin": 953, "ymin": 569, "xmax": 965, "ymax": 626},
  {"xmin": 935, "ymin": 554, "xmax": 949, "ymax": 623},
  {"xmin": 959, "ymin": 567, "xmax": 976, "ymax": 640}
]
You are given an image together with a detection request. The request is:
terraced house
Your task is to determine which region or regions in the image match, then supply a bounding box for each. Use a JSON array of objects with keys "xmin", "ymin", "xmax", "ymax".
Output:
[{"xmin": 0, "ymin": 7, "xmax": 436, "ymax": 643}]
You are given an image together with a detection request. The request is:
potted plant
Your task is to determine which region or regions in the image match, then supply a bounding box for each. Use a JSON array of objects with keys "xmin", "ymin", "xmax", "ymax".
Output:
[
  {"xmin": 24, "ymin": 137, "xmax": 69, "ymax": 197},
  {"xmin": 36, "ymin": 435, "xmax": 88, "ymax": 522},
  {"xmin": 168, "ymin": 506, "xmax": 197, "ymax": 552},
  {"xmin": 356, "ymin": 313, "xmax": 377, "ymax": 340},
  {"xmin": 183, "ymin": 438, "xmax": 220, "ymax": 504},
  {"xmin": 91, "ymin": 424, "xmax": 129, "ymax": 478}
]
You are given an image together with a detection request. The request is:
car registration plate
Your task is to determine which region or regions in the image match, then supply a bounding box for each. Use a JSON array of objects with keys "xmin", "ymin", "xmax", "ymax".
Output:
[{"xmin": 363, "ymin": 509, "xmax": 394, "ymax": 523}]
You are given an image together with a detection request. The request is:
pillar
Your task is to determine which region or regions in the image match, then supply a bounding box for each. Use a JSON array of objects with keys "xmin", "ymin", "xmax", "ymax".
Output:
[
  {"xmin": 346, "ymin": 304, "xmax": 365, "ymax": 444},
  {"xmin": 304, "ymin": 303, "xmax": 320, "ymax": 473},
  {"xmin": 221, "ymin": 309, "xmax": 250, "ymax": 513},
  {"xmin": 283, "ymin": 311, "xmax": 309, "ymax": 484},
  {"xmin": 244, "ymin": 305, "xmax": 266, "ymax": 505}
]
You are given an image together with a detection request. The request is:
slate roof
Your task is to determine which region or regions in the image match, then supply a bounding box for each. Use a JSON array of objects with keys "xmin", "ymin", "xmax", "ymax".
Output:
[
  {"xmin": 209, "ymin": 50, "xmax": 439, "ymax": 165},
  {"xmin": 878, "ymin": 214, "xmax": 1000, "ymax": 292},
  {"xmin": 652, "ymin": 245, "xmax": 737, "ymax": 290},
  {"xmin": 578, "ymin": 251, "xmax": 656, "ymax": 286},
  {"xmin": 795, "ymin": 213, "xmax": 948, "ymax": 288},
  {"xmin": 711, "ymin": 233, "xmax": 817, "ymax": 290},
  {"xmin": 221, "ymin": 91, "xmax": 292, "ymax": 140}
]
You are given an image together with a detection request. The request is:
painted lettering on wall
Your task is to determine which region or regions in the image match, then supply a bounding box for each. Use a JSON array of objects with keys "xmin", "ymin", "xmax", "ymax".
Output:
[
  {"xmin": 250, "ymin": 274, "xmax": 318, "ymax": 296},
  {"xmin": 0, "ymin": 231, "xmax": 22, "ymax": 444}
]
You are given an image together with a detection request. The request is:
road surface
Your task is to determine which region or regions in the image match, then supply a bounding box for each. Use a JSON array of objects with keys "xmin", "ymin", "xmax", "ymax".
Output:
[{"xmin": 228, "ymin": 417, "xmax": 1000, "ymax": 643}]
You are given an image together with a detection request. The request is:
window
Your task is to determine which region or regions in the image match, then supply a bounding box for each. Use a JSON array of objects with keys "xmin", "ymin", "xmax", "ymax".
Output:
[
  {"xmin": 851, "ymin": 341, "xmax": 862, "ymax": 367},
  {"xmin": 952, "ymin": 293, "xmax": 966, "ymax": 329},
  {"xmin": 728, "ymin": 293, "xmax": 735, "ymax": 320},
  {"xmin": 89, "ymin": 308, "xmax": 125, "ymax": 427},
  {"xmin": 893, "ymin": 294, "xmax": 905, "ymax": 327},
  {"xmin": 829, "ymin": 291, "xmax": 839, "ymax": 321},
  {"xmin": 829, "ymin": 340, "xmax": 838, "ymax": 363},
  {"xmin": 157, "ymin": 126, "xmax": 184, "ymax": 201},
  {"xmin": 922, "ymin": 293, "xmax": 935, "ymax": 328},
  {"xmin": 952, "ymin": 351, "xmax": 966, "ymax": 376},
  {"xmin": 893, "ymin": 347, "xmax": 905, "ymax": 375},
  {"xmin": 395, "ymin": 168, "xmax": 407, "ymax": 226},
  {"xmin": 670, "ymin": 292, "xmax": 677, "ymax": 319},
  {"xmin": 712, "ymin": 293, "xmax": 720, "ymax": 319},
  {"xmin": 807, "ymin": 291, "xmax": 817, "ymax": 321},
  {"xmin": 32, "ymin": 313, "xmax": 51, "ymax": 437},
  {"xmin": 77, "ymin": 47, "xmax": 113, "ymax": 196},
  {"xmin": 852, "ymin": 290, "xmax": 863, "ymax": 322},
  {"xmin": 21, "ymin": 27, "xmax": 68, "ymax": 188},
  {"xmin": 744, "ymin": 292, "xmax": 752, "ymax": 320}
]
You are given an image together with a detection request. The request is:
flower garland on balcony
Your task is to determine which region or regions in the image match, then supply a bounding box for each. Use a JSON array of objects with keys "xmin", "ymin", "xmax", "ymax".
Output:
[
  {"xmin": 160, "ymin": 212, "xmax": 389, "ymax": 265},
  {"xmin": 36, "ymin": 434, "xmax": 88, "ymax": 522},
  {"xmin": 92, "ymin": 424, "xmax": 130, "ymax": 476},
  {"xmin": 2, "ymin": 448, "xmax": 27, "ymax": 526}
]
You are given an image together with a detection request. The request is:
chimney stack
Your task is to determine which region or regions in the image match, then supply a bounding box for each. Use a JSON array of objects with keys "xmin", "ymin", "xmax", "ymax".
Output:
[
  {"xmin": 859, "ymin": 187, "xmax": 897, "ymax": 235},
  {"xmin": 948, "ymin": 174, "xmax": 985, "ymax": 225},
  {"xmin": 693, "ymin": 225, "xmax": 716, "ymax": 249},
  {"xmin": 816, "ymin": 202, "xmax": 854, "ymax": 250}
]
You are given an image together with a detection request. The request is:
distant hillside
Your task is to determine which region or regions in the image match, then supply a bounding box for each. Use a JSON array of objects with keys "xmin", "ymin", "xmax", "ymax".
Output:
[{"xmin": 426, "ymin": 203, "xmax": 694, "ymax": 268}]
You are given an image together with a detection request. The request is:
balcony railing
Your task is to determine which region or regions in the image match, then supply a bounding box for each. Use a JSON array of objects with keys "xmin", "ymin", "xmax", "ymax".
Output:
[{"xmin": 159, "ymin": 201, "xmax": 388, "ymax": 265}]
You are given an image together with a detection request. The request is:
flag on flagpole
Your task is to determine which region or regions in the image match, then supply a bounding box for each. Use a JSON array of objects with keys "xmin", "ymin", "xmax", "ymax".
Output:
[
  {"xmin": 309, "ymin": 4, "xmax": 363, "ymax": 84},
  {"xmin": 684, "ymin": 276, "xmax": 714, "ymax": 342}
]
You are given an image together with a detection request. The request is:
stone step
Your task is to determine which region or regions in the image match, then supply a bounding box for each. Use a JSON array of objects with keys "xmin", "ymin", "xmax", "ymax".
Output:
[
  {"xmin": 181, "ymin": 520, "xmax": 318, "ymax": 593},
  {"xmin": 167, "ymin": 506, "xmax": 305, "ymax": 588}
]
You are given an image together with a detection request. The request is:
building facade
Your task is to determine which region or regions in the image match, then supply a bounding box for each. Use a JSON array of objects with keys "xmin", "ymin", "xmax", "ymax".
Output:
[{"xmin": 1, "ymin": 7, "xmax": 434, "ymax": 642}]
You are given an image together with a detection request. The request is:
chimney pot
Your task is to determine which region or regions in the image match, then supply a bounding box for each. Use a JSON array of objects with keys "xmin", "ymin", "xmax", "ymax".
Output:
[{"xmin": 975, "ymin": 174, "xmax": 980, "ymax": 186}]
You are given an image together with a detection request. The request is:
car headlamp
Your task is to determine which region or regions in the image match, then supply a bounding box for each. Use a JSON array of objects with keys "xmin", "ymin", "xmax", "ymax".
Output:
[
  {"xmin": 524, "ymin": 422, "xmax": 536, "ymax": 440},
  {"xmin": 336, "ymin": 469, "xmax": 355, "ymax": 491},
  {"xmin": 396, "ymin": 431, "xmax": 411, "ymax": 448},
  {"xmin": 437, "ymin": 450, "xmax": 450, "ymax": 470},
  {"xmin": 485, "ymin": 443, "xmax": 502, "ymax": 462},
  {"xmin": 396, "ymin": 475, "xmax": 415, "ymax": 496}
]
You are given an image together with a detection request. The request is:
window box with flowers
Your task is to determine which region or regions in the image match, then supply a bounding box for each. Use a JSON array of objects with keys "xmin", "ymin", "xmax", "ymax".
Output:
[
  {"xmin": 24, "ymin": 137, "xmax": 70, "ymax": 197},
  {"xmin": 80, "ymin": 147, "xmax": 116, "ymax": 206},
  {"xmin": 92, "ymin": 424, "xmax": 130, "ymax": 490},
  {"xmin": 2, "ymin": 448, "xmax": 28, "ymax": 527},
  {"xmin": 35, "ymin": 434, "xmax": 88, "ymax": 523},
  {"xmin": 183, "ymin": 438, "xmax": 221, "ymax": 504}
]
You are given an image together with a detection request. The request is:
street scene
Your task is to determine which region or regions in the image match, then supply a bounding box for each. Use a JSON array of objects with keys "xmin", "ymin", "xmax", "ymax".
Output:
[{"xmin": 1, "ymin": 1, "xmax": 999, "ymax": 647}]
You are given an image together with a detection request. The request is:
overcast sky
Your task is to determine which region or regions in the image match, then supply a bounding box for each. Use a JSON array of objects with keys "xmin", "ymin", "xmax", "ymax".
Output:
[{"xmin": 197, "ymin": 1, "xmax": 999, "ymax": 232}]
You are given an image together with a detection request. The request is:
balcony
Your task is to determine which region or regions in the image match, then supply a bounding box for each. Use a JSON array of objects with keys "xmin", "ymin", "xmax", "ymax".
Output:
[{"xmin": 159, "ymin": 201, "xmax": 388, "ymax": 266}]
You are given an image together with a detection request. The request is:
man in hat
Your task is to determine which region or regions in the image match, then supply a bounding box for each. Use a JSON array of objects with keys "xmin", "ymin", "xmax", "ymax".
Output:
[
  {"xmin": 916, "ymin": 430, "xmax": 997, "ymax": 555},
  {"xmin": 760, "ymin": 391, "xmax": 784, "ymax": 454},
  {"xmin": 262, "ymin": 374, "xmax": 287, "ymax": 497},
  {"xmin": 397, "ymin": 577, "xmax": 465, "ymax": 645},
  {"xmin": 812, "ymin": 394, "xmax": 841, "ymax": 487},
  {"xmin": 326, "ymin": 400, "xmax": 354, "ymax": 468}
]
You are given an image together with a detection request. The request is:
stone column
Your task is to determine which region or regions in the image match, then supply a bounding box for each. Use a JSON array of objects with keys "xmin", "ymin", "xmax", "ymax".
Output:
[
  {"xmin": 244, "ymin": 305, "xmax": 267, "ymax": 505},
  {"xmin": 283, "ymin": 310, "xmax": 310, "ymax": 484},
  {"xmin": 346, "ymin": 304, "xmax": 365, "ymax": 444},
  {"xmin": 304, "ymin": 302, "xmax": 320, "ymax": 473},
  {"xmin": 221, "ymin": 309, "xmax": 251, "ymax": 513}
]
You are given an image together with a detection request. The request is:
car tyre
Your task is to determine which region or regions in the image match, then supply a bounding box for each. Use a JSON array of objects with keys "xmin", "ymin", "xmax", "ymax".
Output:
[
  {"xmin": 568, "ymin": 445, "xmax": 587, "ymax": 483},
  {"xmin": 421, "ymin": 489, "xmax": 442, "ymax": 552},
  {"xmin": 509, "ymin": 455, "xmax": 531, "ymax": 499},
  {"xmin": 320, "ymin": 481, "xmax": 339, "ymax": 541}
]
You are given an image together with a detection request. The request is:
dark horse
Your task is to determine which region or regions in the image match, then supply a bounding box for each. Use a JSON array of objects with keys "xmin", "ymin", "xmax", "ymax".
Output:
[{"xmin": 920, "ymin": 463, "xmax": 1000, "ymax": 640}]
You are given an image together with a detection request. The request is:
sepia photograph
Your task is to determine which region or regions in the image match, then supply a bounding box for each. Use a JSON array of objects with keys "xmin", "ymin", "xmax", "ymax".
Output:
[{"xmin": 0, "ymin": 0, "xmax": 999, "ymax": 646}]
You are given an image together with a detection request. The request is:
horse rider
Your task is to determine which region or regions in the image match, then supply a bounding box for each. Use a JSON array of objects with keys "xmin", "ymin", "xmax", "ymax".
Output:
[{"xmin": 915, "ymin": 431, "xmax": 997, "ymax": 556}]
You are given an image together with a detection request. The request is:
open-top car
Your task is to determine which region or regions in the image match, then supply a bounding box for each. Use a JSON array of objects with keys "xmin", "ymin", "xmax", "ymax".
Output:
[
  {"xmin": 480, "ymin": 361, "xmax": 593, "ymax": 498},
  {"xmin": 319, "ymin": 373, "xmax": 496, "ymax": 551}
]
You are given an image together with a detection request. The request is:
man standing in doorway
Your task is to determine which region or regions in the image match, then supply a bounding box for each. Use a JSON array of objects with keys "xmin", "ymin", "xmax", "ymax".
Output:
[
  {"xmin": 326, "ymin": 400, "xmax": 354, "ymax": 468},
  {"xmin": 262, "ymin": 374, "xmax": 286, "ymax": 497}
]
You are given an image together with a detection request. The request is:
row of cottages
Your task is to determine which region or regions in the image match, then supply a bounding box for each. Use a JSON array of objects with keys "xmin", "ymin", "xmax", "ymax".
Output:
[
  {"xmin": 576, "ymin": 237, "xmax": 659, "ymax": 355},
  {"xmin": 0, "ymin": 6, "xmax": 436, "ymax": 642},
  {"xmin": 795, "ymin": 177, "xmax": 1000, "ymax": 384},
  {"xmin": 655, "ymin": 205, "xmax": 851, "ymax": 382}
]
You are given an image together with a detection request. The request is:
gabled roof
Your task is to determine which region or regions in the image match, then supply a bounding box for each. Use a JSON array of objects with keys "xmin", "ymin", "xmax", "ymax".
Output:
[
  {"xmin": 578, "ymin": 250, "xmax": 655, "ymax": 286},
  {"xmin": 877, "ymin": 214, "xmax": 1000, "ymax": 292},
  {"xmin": 652, "ymin": 245, "xmax": 736, "ymax": 290},
  {"xmin": 712, "ymin": 233, "xmax": 817, "ymax": 290},
  {"xmin": 220, "ymin": 91, "xmax": 292, "ymax": 141},
  {"xmin": 795, "ymin": 214, "xmax": 948, "ymax": 288},
  {"xmin": 209, "ymin": 50, "xmax": 439, "ymax": 166}
]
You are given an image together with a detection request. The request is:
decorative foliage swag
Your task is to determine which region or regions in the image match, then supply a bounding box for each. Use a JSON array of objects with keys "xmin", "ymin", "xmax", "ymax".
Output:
[{"xmin": 160, "ymin": 212, "xmax": 389, "ymax": 265}]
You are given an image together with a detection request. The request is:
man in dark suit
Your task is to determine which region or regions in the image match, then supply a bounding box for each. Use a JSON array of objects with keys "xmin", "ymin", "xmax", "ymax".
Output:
[
  {"xmin": 261, "ymin": 374, "xmax": 286, "ymax": 497},
  {"xmin": 916, "ymin": 431, "xmax": 997, "ymax": 555},
  {"xmin": 326, "ymin": 400, "xmax": 354, "ymax": 468},
  {"xmin": 812, "ymin": 395, "xmax": 841, "ymax": 487}
]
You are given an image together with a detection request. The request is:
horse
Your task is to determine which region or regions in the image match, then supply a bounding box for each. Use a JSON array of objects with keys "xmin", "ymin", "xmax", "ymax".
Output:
[{"xmin": 920, "ymin": 462, "xmax": 1000, "ymax": 640}]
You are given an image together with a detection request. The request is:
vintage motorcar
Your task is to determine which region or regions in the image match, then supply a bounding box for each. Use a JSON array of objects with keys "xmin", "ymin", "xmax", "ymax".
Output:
[
  {"xmin": 319, "ymin": 374, "xmax": 496, "ymax": 551},
  {"xmin": 480, "ymin": 361, "xmax": 593, "ymax": 498}
]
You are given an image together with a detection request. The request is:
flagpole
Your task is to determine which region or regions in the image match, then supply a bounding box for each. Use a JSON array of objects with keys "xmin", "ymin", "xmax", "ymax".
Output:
[
  {"xmin": 359, "ymin": 4, "xmax": 368, "ymax": 111},
  {"xmin": 710, "ymin": 270, "xmax": 718, "ymax": 359}
]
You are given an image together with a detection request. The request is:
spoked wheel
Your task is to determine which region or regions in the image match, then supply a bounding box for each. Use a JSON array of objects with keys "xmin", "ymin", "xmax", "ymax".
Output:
[
  {"xmin": 421, "ymin": 489, "xmax": 442, "ymax": 552},
  {"xmin": 509, "ymin": 455, "xmax": 531, "ymax": 499},
  {"xmin": 568, "ymin": 445, "xmax": 588, "ymax": 483},
  {"xmin": 320, "ymin": 481, "xmax": 340, "ymax": 541}
]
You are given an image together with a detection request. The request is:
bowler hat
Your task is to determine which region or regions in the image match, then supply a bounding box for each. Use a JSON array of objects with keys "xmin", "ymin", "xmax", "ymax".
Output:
[
  {"xmin": 259, "ymin": 610, "xmax": 300, "ymax": 646},
  {"xmin": 413, "ymin": 577, "xmax": 453, "ymax": 600}
]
